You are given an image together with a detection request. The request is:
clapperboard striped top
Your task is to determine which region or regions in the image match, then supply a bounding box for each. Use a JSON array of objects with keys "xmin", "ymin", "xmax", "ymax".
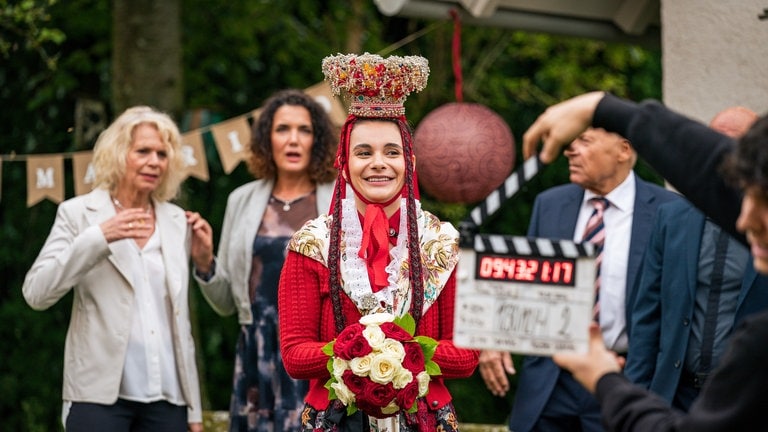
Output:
[
  {"xmin": 473, "ymin": 234, "xmax": 597, "ymax": 259},
  {"xmin": 467, "ymin": 156, "xmax": 543, "ymax": 228}
]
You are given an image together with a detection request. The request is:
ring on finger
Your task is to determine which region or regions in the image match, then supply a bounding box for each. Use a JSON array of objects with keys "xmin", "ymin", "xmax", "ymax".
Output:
[{"xmin": 129, "ymin": 222, "xmax": 134, "ymax": 229}]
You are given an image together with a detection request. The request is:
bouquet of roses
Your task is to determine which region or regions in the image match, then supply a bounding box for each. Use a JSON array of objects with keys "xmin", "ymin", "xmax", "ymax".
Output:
[{"xmin": 322, "ymin": 312, "xmax": 440, "ymax": 418}]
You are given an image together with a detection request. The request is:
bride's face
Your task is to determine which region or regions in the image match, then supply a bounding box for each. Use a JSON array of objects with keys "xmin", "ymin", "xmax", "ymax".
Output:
[{"xmin": 347, "ymin": 120, "xmax": 406, "ymax": 209}]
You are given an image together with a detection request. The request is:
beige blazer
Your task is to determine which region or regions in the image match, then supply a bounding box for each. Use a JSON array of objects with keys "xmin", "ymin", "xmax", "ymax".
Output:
[
  {"xmin": 22, "ymin": 188, "xmax": 202, "ymax": 423},
  {"xmin": 197, "ymin": 179, "xmax": 333, "ymax": 324}
]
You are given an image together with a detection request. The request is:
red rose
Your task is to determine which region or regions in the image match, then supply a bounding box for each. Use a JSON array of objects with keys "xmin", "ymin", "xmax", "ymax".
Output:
[
  {"xmin": 395, "ymin": 379, "xmax": 420, "ymax": 410},
  {"xmin": 357, "ymin": 381, "xmax": 397, "ymax": 418},
  {"xmin": 355, "ymin": 398, "xmax": 384, "ymax": 418},
  {"xmin": 401, "ymin": 342, "xmax": 425, "ymax": 373},
  {"xmin": 379, "ymin": 322, "xmax": 412, "ymax": 342},
  {"xmin": 333, "ymin": 323, "xmax": 371, "ymax": 360},
  {"xmin": 360, "ymin": 380, "xmax": 396, "ymax": 408},
  {"xmin": 341, "ymin": 369, "xmax": 366, "ymax": 395}
]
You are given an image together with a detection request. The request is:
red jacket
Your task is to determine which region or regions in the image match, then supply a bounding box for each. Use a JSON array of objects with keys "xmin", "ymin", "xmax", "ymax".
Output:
[{"xmin": 278, "ymin": 250, "xmax": 479, "ymax": 411}]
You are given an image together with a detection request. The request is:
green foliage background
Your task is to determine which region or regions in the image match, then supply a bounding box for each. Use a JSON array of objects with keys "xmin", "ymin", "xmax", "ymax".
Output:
[{"xmin": 0, "ymin": 1, "xmax": 662, "ymax": 430}]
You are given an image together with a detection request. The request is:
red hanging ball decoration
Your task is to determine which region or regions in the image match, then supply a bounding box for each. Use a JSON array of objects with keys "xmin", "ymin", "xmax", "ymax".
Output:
[{"xmin": 414, "ymin": 102, "xmax": 515, "ymax": 203}]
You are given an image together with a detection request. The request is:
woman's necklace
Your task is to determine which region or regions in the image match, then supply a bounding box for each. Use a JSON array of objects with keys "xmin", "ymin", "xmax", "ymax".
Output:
[
  {"xmin": 112, "ymin": 197, "xmax": 153, "ymax": 226},
  {"xmin": 270, "ymin": 191, "xmax": 313, "ymax": 212},
  {"xmin": 112, "ymin": 197, "xmax": 152, "ymax": 213}
]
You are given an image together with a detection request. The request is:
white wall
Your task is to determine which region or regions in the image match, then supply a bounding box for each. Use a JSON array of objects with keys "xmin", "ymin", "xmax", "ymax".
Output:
[{"xmin": 662, "ymin": 0, "xmax": 768, "ymax": 121}]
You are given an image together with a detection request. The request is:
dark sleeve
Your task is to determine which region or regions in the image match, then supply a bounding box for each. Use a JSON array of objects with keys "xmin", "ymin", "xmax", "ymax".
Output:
[
  {"xmin": 592, "ymin": 94, "xmax": 744, "ymax": 243},
  {"xmin": 596, "ymin": 310, "xmax": 768, "ymax": 431},
  {"xmin": 595, "ymin": 373, "xmax": 681, "ymax": 432}
]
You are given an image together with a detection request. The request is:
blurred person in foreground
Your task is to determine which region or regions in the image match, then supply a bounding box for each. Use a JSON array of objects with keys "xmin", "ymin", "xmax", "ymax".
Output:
[
  {"xmin": 523, "ymin": 90, "xmax": 768, "ymax": 431},
  {"xmin": 278, "ymin": 52, "xmax": 479, "ymax": 431},
  {"xmin": 624, "ymin": 106, "xmax": 768, "ymax": 412},
  {"xmin": 23, "ymin": 106, "xmax": 213, "ymax": 432},
  {"xmin": 480, "ymin": 123, "xmax": 679, "ymax": 431},
  {"xmin": 195, "ymin": 89, "xmax": 337, "ymax": 432}
]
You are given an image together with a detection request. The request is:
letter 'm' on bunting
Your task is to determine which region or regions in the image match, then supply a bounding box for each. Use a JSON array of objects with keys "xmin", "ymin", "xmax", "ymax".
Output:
[{"xmin": 26, "ymin": 154, "xmax": 64, "ymax": 207}]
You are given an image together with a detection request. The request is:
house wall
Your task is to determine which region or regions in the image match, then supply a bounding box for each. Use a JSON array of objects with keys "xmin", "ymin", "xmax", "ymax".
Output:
[{"xmin": 662, "ymin": 1, "xmax": 768, "ymax": 121}]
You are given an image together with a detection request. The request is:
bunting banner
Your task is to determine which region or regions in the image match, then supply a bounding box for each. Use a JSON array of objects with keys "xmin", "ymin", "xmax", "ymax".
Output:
[
  {"xmin": 26, "ymin": 154, "xmax": 65, "ymax": 207},
  {"xmin": 180, "ymin": 131, "xmax": 209, "ymax": 181},
  {"xmin": 6, "ymin": 82, "xmax": 349, "ymax": 207},
  {"xmin": 305, "ymin": 81, "xmax": 348, "ymax": 127},
  {"xmin": 72, "ymin": 151, "xmax": 95, "ymax": 196},
  {"xmin": 210, "ymin": 116, "xmax": 251, "ymax": 175}
]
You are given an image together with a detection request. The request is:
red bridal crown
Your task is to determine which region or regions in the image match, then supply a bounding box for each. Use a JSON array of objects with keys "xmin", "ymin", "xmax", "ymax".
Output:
[{"xmin": 321, "ymin": 52, "xmax": 429, "ymax": 118}]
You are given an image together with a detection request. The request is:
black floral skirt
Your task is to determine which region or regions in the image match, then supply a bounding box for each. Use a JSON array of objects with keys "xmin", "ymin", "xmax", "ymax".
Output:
[{"xmin": 300, "ymin": 399, "xmax": 460, "ymax": 432}]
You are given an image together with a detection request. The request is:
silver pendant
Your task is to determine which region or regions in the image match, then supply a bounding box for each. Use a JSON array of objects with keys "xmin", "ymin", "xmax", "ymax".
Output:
[{"xmin": 283, "ymin": 203, "xmax": 291, "ymax": 211}]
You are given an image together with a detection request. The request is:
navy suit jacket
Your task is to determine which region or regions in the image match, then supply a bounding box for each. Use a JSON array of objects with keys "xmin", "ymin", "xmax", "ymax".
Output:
[
  {"xmin": 623, "ymin": 199, "xmax": 768, "ymax": 404},
  {"xmin": 508, "ymin": 175, "xmax": 680, "ymax": 432}
]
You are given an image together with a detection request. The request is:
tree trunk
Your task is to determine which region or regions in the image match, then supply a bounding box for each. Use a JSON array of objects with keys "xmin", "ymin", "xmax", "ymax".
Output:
[{"xmin": 112, "ymin": 0, "xmax": 183, "ymax": 117}]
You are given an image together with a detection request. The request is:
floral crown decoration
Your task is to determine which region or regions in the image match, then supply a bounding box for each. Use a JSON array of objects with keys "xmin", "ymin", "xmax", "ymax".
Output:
[{"xmin": 321, "ymin": 52, "xmax": 429, "ymax": 118}]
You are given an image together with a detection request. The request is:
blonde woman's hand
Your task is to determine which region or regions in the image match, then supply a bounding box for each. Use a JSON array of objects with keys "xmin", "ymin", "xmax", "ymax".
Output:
[{"xmin": 100, "ymin": 208, "xmax": 154, "ymax": 243}]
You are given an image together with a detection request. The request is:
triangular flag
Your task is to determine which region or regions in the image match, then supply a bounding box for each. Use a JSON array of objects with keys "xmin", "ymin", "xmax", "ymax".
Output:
[
  {"xmin": 181, "ymin": 131, "xmax": 210, "ymax": 181},
  {"xmin": 26, "ymin": 154, "xmax": 65, "ymax": 207},
  {"xmin": 210, "ymin": 116, "xmax": 250, "ymax": 174},
  {"xmin": 72, "ymin": 151, "xmax": 96, "ymax": 196},
  {"xmin": 304, "ymin": 81, "xmax": 347, "ymax": 127}
]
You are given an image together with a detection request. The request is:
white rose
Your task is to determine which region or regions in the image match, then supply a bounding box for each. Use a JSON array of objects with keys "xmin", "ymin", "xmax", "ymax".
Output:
[
  {"xmin": 349, "ymin": 353, "xmax": 373, "ymax": 376},
  {"xmin": 363, "ymin": 325, "xmax": 386, "ymax": 350},
  {"xmin": 416, "ymin": 371, "xmax": 431, "ymax": 396},
  {"xmin": 332, "ymin": 357, "xmax": 349, "ymax": 380},
  {"xmin": 392, "ymin": 366, "xmax": 413, "ymax": 389},
  {"xmin": 359, "ymin": 312, "xmax": 395, "ymax": 326},
  {"xmin": 379, "ymin": 338, "xmax": 405, "ymax": 362},
  {"xmin": 368, "ymin": 351, "xmax": 401, "ymax": 384},
  {"xmin": 330, "ymin": 381, "xmax": 356, "ymax": 405}
]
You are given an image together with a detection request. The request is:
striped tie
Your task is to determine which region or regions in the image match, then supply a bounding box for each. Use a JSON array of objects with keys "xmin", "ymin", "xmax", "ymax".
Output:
[{"xmin": 583, "ymin": 197, "xmax": 609, "ymax": 321}]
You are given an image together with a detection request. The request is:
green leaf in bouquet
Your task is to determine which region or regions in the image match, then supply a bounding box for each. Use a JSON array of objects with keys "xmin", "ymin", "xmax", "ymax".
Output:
[
  {"xmin": 406, "ymin": 401, "xmax": 418, "ymax": 414},
  {"xmin": 425, "ymin": 359, "xmax": 442, "ymax": 376},
  {"xmin": 322, "ymin": 340, "xmax": 335, "ymax": 356},
  {"xmin": 326, "ymin": 379, "xmax": 336, "ymax": 396},
  {"xmin": 414, "ymin": 335, "xmax": 438, "ymax": 361},
  {"xmin": 393, "ymin": 313, "xmax": 416, "ymax": 337}
]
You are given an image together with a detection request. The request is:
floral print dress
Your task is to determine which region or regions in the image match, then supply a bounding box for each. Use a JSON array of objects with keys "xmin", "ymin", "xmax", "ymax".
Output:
[{"xmin": 228, "ymin": 192, "xmax": 317, "ymax": 432}]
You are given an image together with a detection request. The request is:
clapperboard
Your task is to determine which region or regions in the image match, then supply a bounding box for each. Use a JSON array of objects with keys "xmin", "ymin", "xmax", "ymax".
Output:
[{"xmin": 453, "ymin": 156, "xmax": 598, "ymax": 355}]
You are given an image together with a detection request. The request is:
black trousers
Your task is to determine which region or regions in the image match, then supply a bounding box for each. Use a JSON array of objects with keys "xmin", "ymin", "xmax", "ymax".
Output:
[{"xmin": 66, "ymin": 399, "xmax": 187, "ymax": 432}]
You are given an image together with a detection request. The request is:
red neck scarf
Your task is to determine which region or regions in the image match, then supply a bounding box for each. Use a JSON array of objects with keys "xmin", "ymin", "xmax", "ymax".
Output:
[{"xmin": 356, "ymin": 190, "xmax": 401, "ymax": 292}]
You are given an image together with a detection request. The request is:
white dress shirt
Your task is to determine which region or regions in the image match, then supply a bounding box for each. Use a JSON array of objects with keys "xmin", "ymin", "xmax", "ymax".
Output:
[
  {"xmin": 119, "ymin": 227, "xmax": 184, "ymax": 406},
  {"xmin": 573, "ymin": 172, "xmax": 635, "ymax": 352}
]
